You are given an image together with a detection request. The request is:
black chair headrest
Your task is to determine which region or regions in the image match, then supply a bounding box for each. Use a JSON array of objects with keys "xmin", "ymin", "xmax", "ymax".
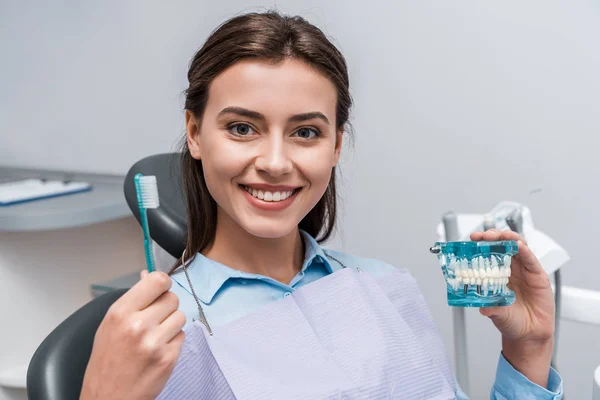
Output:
[{"xmin": 124, "ymin": 153, "xmax": 187, "ymax": 258}]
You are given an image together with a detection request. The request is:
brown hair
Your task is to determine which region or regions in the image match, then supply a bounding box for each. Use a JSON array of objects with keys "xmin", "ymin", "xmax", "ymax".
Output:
[{"xmin": 170, "ymin": 11, "xmax": 352, "ymax": 274}]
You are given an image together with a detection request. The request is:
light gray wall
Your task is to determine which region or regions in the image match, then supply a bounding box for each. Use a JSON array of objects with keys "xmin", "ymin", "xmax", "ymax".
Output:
[{"xmin": 2, "ymin": 1, "xmax": 600, "ymax": 398}]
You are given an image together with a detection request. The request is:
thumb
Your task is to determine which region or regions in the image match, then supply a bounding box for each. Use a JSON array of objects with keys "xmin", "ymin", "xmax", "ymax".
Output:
[
  {"xmin": 140, "ymin": 269, "xmax": 149, "ymax": 280},
  {"xmin": 480, "ymin": 306, "xmax": 510, "ymax": 326}
]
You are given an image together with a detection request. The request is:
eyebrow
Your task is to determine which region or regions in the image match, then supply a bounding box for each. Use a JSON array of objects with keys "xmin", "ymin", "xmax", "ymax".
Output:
[{"xmin": 217, "ymin": 107, "xmax": 330, "ymax": 125}]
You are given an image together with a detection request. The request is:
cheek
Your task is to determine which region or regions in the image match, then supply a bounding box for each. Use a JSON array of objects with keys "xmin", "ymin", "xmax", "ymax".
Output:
[
  {"xmin": 296, "ymin": 145, "xmax": 336, "ymax": 191},
  {"xmin": 200, "ymin": 141, "xmax": 249, "ymax": 199}
]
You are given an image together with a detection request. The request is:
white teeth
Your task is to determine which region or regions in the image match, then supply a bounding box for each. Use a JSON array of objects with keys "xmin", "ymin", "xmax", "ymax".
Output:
[
  {"xmin": 449, "ymin": 260, "xmax": 457, "ymax": 275},
  {"xmin": 492, "ymin": 266, "xmax": 500, "ymax": 278},
  {"xmin": 446, "ymin": 256, "xmax": 512, "ymax": 296},
  {"xmin": 244, "ymin": 186, "xmax": 296, "ymax": 202},
  {"xmin": 452, "ymin": 278, "xmax": 460, "ymax": 291}
]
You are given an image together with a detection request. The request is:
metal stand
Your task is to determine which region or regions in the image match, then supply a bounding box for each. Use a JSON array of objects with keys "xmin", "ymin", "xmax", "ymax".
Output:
[{"xmin": 443, "ymin": 212, "xmax": 470, "ymax": 395}]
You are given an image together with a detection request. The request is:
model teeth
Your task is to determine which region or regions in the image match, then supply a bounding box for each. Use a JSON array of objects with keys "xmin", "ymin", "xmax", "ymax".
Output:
[
  {"xmin": 446, "ymin": 255, "xmax": 513, "ymax": 296},
  {"xmin": 243, "ymin": 185, "xmax": 295, "ymax": 202}
]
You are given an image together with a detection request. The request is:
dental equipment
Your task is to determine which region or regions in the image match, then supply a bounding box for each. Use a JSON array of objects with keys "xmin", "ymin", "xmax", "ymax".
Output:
[
  {"xmin": 430, "ymin": 241, "xmax": 518, "ymax": 307},
  {"xmin": 435, "ymin": 202, "xmax": 571, "ymax": 395}
]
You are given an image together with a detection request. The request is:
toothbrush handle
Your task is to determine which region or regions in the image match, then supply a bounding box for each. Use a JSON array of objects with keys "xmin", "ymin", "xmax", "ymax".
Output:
[{"xmin": 140, "ymin": 209, "xmax": 156, "ymax": 272}]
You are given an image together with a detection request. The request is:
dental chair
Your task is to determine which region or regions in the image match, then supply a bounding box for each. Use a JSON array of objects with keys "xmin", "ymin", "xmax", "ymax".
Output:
[
  {"xmin": 25, "ymin": 153, "xmax": 600, "ymax": 399},
  {"xmin": 26, "ymin": 153, "xmax": 186, "ymax": 400}
]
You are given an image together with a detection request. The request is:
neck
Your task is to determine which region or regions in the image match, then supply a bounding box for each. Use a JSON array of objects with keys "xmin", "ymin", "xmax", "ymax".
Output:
[{"xmin": 203, "ymin": 207, "xmax": 305, "ymax": 285}]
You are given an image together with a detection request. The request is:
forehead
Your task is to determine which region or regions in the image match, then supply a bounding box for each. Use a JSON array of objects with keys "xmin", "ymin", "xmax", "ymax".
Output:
[{"xmin": 206, "ymin": 58, "xmax": 337, "ymax": 119}]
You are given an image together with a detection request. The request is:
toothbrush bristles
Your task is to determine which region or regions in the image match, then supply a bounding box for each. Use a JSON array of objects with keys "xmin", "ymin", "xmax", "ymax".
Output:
[{"xmin": 138, "ymin": 176, "xmax": 160, "ymax": 209}]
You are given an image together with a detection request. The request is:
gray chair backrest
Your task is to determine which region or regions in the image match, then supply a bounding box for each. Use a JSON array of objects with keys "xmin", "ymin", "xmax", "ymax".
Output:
[{"xmin": 27, "ymin": 289, "xmax": 127, "ymax": 400}]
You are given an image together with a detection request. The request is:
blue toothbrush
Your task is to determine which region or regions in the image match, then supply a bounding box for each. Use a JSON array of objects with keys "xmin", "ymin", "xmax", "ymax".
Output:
[{"xmin": 134, "ymin": 173, "xmax": 160, "ymax": 273}]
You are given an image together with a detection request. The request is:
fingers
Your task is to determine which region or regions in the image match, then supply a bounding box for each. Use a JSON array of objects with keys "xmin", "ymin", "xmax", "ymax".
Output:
[
  {"xmin": 154, "ymin": 310, "xmax": 187, "ymax": 344},
  {"xmin": 471, "ymin": 230, "xmax": 543, "ymax": 274},
  {"xmin": 470, "ymin": 231, "xmax": 484, "ymax": 241},
  {"xmin": 119, "ymin": 271, "xmax": 172, "ymax": 312},
  {"xmin": 139, "ymin": 291, "xmax": 181, "ymax": 326},
  {"xmin": 514, "ymin": 240, "xmax": 545, "ymax": 274},
  {"xmin": 167, "ymin": 330, "xmax": 186, "ymax": 354},
  {"xmin": 470, "ymin": 229, "xmax": 527, "ymax": 245},
  {"xmin": 140, "ymin": 269, "xmax": 149, "ymax": 279},
  {"xmin": 479, "ymin": 306, "xmax": 509, "ymax": 324}
]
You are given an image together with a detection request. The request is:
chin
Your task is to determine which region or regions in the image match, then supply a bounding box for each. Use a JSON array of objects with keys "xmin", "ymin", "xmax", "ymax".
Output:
[{"xmin": 239, "ymin": 217, "xmax": 299, "ymax": 240}]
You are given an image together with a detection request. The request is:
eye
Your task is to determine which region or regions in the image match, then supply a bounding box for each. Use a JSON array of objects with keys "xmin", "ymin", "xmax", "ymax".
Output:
[
  {"xmin": 228, "ymin": 123, "xmax": 256, "ymax": 136},
  {"xmin": 293, "ymin": 127, "xmax": 320, "ymax": 139}
]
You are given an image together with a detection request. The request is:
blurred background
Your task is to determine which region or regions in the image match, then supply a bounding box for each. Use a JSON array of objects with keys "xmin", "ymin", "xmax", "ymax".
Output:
[{"xmin": 1, "ymin": 1, "xmax": 599, "ymax": 398}]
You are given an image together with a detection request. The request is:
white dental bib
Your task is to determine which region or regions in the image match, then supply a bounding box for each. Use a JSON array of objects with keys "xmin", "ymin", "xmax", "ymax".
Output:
[{"xmin": 157, "ymin": 257, "xmax": 456, "ymax": 399}]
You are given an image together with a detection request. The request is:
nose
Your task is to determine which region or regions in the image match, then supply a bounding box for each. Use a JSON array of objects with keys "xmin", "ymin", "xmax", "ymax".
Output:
[{"xmin": 254, "ymin": 134, "xmax": 293, "ymax": 177}]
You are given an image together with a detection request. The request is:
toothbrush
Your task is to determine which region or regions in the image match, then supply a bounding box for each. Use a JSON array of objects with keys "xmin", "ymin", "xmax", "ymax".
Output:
[{"xmin": 134, "ymin": 173, "xmax": 160, "ymax": 273}]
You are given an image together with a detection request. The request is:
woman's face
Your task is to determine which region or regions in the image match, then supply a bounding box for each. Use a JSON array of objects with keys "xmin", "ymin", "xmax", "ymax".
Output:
[{"xmin": 186, "ymin": 58, "xmax": 342, "ymax": 239}]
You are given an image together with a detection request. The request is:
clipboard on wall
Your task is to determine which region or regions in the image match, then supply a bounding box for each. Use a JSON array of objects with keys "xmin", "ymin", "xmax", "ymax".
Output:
[{"xmin": 0, "ymin": 178, "xmax": 92, "ymax": 206}]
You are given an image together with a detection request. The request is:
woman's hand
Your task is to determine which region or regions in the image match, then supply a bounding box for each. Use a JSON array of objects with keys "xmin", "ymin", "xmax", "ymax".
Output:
[
  {"xmin": 80, "ymin": 271, "xmax": 186, "ymax": 400},
  {"xmin": 470, "ymin": 229, "xmax": 555, "ymax": 388}
]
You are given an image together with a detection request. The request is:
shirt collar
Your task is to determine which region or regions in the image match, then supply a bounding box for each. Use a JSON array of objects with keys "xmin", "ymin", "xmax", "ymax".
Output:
[
  {"xmin": 300, "ymin": 229, "xmax": 339, "ymax": 274},
  {"xmin": 172, "ymin": 230, "xmax": 340, "ymax": 304}
]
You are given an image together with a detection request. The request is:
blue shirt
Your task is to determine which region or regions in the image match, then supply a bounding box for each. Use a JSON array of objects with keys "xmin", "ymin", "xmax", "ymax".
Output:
[{"xmin": 170, "ymin": 230, "xmax": 563, "ymax": 399}]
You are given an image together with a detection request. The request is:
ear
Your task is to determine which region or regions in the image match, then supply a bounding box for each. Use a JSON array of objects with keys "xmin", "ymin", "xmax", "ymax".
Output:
[
  {"xmin": 332, "ymin": 129, "xmax": 343, "ymax": 167},
  {"xmin": 186, "ymin": 110, "xmax": 202, "ymax": 160}
]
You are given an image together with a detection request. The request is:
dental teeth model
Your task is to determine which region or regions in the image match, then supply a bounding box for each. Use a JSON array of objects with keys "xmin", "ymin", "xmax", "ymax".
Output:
[{"xmin": 429, "ymin": 241, "xmax": 519, "ymax": 307}]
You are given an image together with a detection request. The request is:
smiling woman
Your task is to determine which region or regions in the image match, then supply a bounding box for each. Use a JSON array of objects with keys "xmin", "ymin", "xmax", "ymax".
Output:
[
  {"xmin": 176, "ymin": 16, "xmax": 352, "ymax": 269},
  {"xmin": 80, "ymin": 11, "xmax": 563, "ymax": 400},
  {"xmin": 184, "ymin": 57, "xmax": 342, "ymax": 247}
]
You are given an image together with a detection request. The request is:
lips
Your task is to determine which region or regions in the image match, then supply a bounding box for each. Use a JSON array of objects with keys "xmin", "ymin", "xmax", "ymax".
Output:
[
  {"xmin": 240, "ymin": 184, "xmax": 298, "ymax": 202},
  {"xmin": 238, "ymin": 183, "xmax": 301, "ymax": 211}
]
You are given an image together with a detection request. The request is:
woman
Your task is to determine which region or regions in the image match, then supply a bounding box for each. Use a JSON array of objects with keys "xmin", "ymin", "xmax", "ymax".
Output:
[{"xmin": 81, "ymin": 11, "xmax": 563, "ymax": 399}]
